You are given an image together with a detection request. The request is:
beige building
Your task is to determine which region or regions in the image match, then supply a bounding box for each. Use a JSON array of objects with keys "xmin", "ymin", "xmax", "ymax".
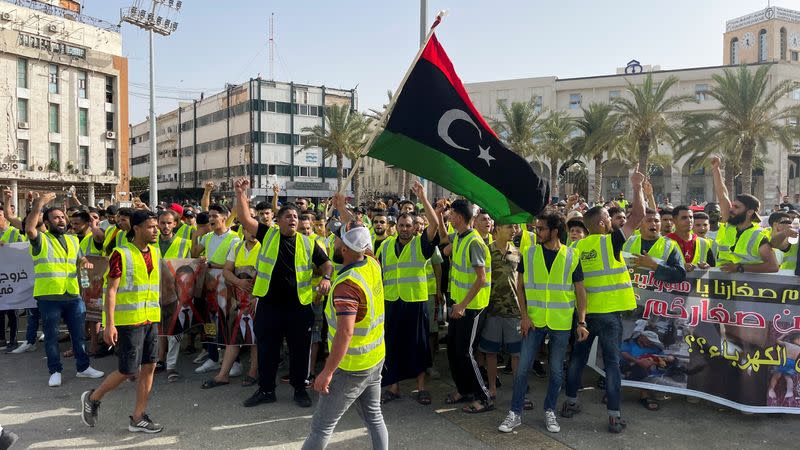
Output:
[
  {"xmin": 360, "ymin": 6, "xmax": 800, "ymax": 209},
  {"xmin": 0, "ymin": 0, "xmax": 129, "ymax": 207}
]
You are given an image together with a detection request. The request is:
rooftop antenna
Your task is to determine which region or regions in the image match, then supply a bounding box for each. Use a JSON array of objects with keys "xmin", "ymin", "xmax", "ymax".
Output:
[{"xmin": 269, "ymin": 13, "xmax": 275, "ymax": 81}]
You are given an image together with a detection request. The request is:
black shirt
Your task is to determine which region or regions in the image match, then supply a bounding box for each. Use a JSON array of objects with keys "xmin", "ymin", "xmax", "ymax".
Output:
[
  {"xmin": 393, "ymin": 230, "xmax": 439, "ymax": 260},
  {"xmin": 255, "ymin": 223, "xmax": 329, "ymax": 308},
  {"xmin": 517, "ymin": 245, "xmax": 584, "ymax": 283}
]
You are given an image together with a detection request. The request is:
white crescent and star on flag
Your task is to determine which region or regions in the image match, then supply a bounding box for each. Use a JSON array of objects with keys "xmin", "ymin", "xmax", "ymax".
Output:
[{"xmin": 437, "ymin": 109, "xmax": 495, "ymax": 166}]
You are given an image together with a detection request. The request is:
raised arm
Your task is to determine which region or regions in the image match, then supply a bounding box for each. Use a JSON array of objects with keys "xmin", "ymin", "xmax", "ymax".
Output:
[
  {"xmin": 26, "ymin": 192, "xmax": 56, "ymax": 240},
  {"xmin": 412, "ymin": 180, "xmax": 438, "ymax": 241},
  {"xmin": 2, "ymin": 188, "xmax": 22, "ymax": 230},
  {"xmin": 711, "ymin": 156, "xmax": 730, "ymax": 223},
  {"xmin": 201, "ymin": 182, "xmax": 214, "ymax": 212},
  {"xmin": 622, "ymin": 165, "xmax": 645, "ymax": 238},
  {"xmin": 271, "ymin": 184, "xmax": 280, "ymax": 212},
  {"xmin": 233, "ymin": 178, "xmax": 259, "ymax": 236},
  {"xmin": 642, "ymin": 178, "xmax": 657, "ymax": 210},
  {"xmin": 331, "ymin": 193, "xmax": 352, "ymax": 224}
]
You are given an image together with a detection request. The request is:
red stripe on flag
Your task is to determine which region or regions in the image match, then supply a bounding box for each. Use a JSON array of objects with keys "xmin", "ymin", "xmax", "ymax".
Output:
[{"xmin": 420, "ymin": 34, "xmax": 498, "ymax": 139}]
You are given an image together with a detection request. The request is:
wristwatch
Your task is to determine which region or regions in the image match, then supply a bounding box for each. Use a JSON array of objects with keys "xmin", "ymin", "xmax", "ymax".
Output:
[
  {"xmin": 577, "ymin": 321, "xmax": 587, "ymax": 327},
  {"xmin": 323, "ymin": 274, "xmax": 332, "ymax": 280},
  {"xmin": 736, "ymin": 264, "xmax": 744, "ymax": 273}
]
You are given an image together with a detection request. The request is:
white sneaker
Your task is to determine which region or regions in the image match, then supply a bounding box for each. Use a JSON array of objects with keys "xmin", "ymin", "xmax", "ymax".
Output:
[
  {"xmin": 11, "ymin": 342, "xmax": 36, "ymax": 353},
  {"xmin": 498, "ymin": 411, "xmax": 521, "ymax": 433},
  {"xmin": 39, "ymin": 334, "xmax": 45, "ymax": 342},
  {"xmin": 194, "ymin": 358, "xmax": 220, "ymax": 374},
  {"xmin": 192, "ymin": 349, "xmax": 209, "ymax": 364},
  {"xmin": 229, "ymin": 362, "xmax": 242, "ymax": 378},
  {"xmin": 544, "ymin": 410, "xmax": 561, "ymax": 433},
  {"xmin": 49, "ymin": 372, "xmax": 62, "ymax": 387},
  {"xmin": 77, "ymin": 367, "xmax": 105, "ymax": 379}
]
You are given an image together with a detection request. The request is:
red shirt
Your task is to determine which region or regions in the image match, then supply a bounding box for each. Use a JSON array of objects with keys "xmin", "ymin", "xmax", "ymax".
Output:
[
  {"xmin": 666, "ymin": 232, "xmax": 694, "ymax": 262},
  {"xmin": 107, "ymin": 248, "xmax": 154, "ymax": 279}
]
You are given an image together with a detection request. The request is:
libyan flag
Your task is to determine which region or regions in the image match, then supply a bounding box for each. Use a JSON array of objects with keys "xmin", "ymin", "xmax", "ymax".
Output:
[{"xmin": 367, "ymin": 33, "xmax": 550, "ymax": 224}]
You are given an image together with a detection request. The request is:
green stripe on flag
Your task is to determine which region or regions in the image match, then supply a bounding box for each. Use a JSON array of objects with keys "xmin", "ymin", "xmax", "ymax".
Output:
[{"xmin": 368, "ymin": 130, "xmax": 532, "ymax": 224}]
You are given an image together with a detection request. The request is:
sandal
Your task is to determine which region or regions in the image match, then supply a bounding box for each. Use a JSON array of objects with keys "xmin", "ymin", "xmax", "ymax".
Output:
[
  {"xmin": 462, "ymin": 400, "xmax": 495, "ymax": 414},
  {"xmin": 381, "ymin": 390, "xmax": 401, "ymax": 404},
  {"xmin": 445, "ymin": 393, "xmax": 473, "ymax": 405},
  {"xmin": 414, "ymin": 390, "xmax": 432, "ymax": 405},
  {"xmin": 242, "ymin": 375, "xmax": 257, "ymax": 387},
  {"xmin": 640, "ymin": 397, "xmax": 660, "ymax": 411},
  {"xmin": 167, "ymin": 370, "xmax": 180, "ymax": 383},
  {"xmin": 201, "ymin": 379, "xmax": 230, "ymax": 389}
]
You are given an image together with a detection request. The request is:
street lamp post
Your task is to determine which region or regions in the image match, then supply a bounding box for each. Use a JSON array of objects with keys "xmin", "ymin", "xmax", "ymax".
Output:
[{"xmin": 120, "ymin": 0, "xmax": 182, "ymax": 207}]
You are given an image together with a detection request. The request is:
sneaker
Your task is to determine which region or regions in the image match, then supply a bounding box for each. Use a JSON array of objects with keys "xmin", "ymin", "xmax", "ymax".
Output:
[
  {"xmin": 532, "ymin": 360, "xmax": 546, "ymax": 378},
  {"xmin": 498, "ymin": 411, "xmax": 521, "ymax": 433},
  {"xmin": 4, "ymin": 342, "xmax": 19, "ymax": 353},
  {"xmin": 194, "ymin": 359, "xmax": 220, "ymax": 374},
  {"xmin": 155, "ymin": 361, "xmax": 166, "ymax": 373},
  {"xmin": 294, "ymin": 389, "xmax": 312, "ymax": 408},
  {"xmin": 544, "ymin": 410, "xmax": 561, "ymax": 433},
  {"xmin": 560, "ymin": 401, "xmax": 581, "ymax": 418},
  {"xmin": 608, "ymin": 415, "xmax": 627, "ymax": 433},
  {"xmin": 49, "ymin": 372, "xmax": 62, "ymax": 387},
  {"xmin": 81, "ymin": 390, "xmax": 101, "ymax": 427},
  {"xmin": 77, "ymin": 367, "xmax": 105, "ymax": 379},
  {"xmin": 243, "ymin": 389, "xmax": 276, "ymax": 407},
  {"xmin": 192, "ymin": 349, "xmax": 209, "ymax": 364},
  {"xmin": 128, "ymin": 414, "xmax": 164, "ymax": 433},
  {"xmin": 39, "ymin": 334, "xmax": 45, "ymax": 342},
  {"xmin": 0, "ymin": 429, "xmax": 20, "ymax": 449},
  {"xmin": 280, "ymin": 374, "xmax": 290, "ymax": 384},
  {"xmin": 11, "ymin": 342, "xmax": 36, "ymax": 354},
  {"xmin": 229, "ymin": 362, "xmax": 242, "ymax": 378}
]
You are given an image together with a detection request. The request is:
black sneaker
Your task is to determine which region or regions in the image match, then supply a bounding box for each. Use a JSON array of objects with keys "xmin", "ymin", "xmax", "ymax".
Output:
[
  {"xmin": 80, "ymin": 390, "xmax": 101, "ymax": 427},
  {"xmin": 608, "ymin": 416, "xmax": 627, "ymax": 433},
  {"xmin": 155, "ymin": 361, "xmax": 166, "ymax": 373},
  {"xmin": 128, "ymin": 414, "xmax": 163, "ymax": 433},
  {"xmin": 532, "ymin": 360, "xmax": 546, "ymax": 378},
  {"xmin": 560, "ymin": 401, "xmax": 581, "ymax": 418},
  {"xmin": 294, "ymin": 389, "xmax": 312, "ymax": 408},
  {"xmin": 243, "ymin": 389, "xmax": 276, "ymax": 407}
]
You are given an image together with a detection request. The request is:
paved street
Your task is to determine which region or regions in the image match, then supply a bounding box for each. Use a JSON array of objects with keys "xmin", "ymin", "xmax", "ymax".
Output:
[{"xmin": 1, "ymin": 331, "xmax": 798, "ymax": 449}]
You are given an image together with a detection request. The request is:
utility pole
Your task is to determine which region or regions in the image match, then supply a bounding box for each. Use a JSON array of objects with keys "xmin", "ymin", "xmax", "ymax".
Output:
[
  {"xmin": 121, "ymin": 0, "xmax": 182, "ymax": 207},
  {"xmin": 269, "ymin": 13, "xmax": 275, "ymax": 81}
]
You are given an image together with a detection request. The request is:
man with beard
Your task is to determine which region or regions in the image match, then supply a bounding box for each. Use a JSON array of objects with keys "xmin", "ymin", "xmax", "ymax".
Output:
[
  {"xmin": 370, "ymin": 210, "xmax": 390, "ymax": 252},
  {"xmin": 710, "ymin": 156, "xmax": 778, "ymax": 273},
  {"xmin": 168, "ymin": 203, "xmax": 195, "ymax": 242},
  {"xmin": 81, "ymin": 210, "xmax": 164, "ymax": 433},
  {"xmin": 606, "ymin": 206, "xmax": 627, "ymax": 232},
  {"xmin": 666, "ymin": 206, "xmax": 714, "ymax": 271},
  {"xmin": 659, "ymin": 207, "xmax": 675, "ymax": 236},
  {"xmin": 71, "ymin": 211, "xmax": 102, "ymax": 257},
  {"xmin": 93, "ymin": 207, "xmax": 134, "ymax": 256},
  {"xmin": 26, "ymin": 192, "xmax": 104, "ymax": 387}
]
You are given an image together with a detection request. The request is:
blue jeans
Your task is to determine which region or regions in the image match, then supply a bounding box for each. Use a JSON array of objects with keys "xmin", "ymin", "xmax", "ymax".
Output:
[
  {"xmin": 38, "ymin": 298, "xmax": 90, "ymax": 374},
  {"xmin": 565, "ymin": 312, "xmax": 623, "ymax": 413},
  {"xmin": 25, "ymin": 307, "xmax": 40, "ymax": 344},
  {"xmin": 511, "ymin": 327, "xmax": 571, "ymax": 414}
]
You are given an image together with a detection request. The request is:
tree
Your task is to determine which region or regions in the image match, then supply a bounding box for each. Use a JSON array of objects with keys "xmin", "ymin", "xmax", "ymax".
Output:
[
  {"xmin": 614, "ymin": 73, "xmax": 695, "ymax": 171},
  {"xmin": 300, "ymin": 104, "xmax": 371, "ymax": 203},
  {"xmin": 492, "ymin": 99, "xmax": 541, "ymax": 158},
  {"xmin": 572, "ymin": 102, "xmax": 624, "ymax": 202},
  {"xmin": 536, "ymin": 111, "xmax": 576, "ymax": 199}
]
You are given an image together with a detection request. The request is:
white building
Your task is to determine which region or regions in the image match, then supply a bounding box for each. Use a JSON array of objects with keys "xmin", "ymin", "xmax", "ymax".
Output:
[
  {"xmin": 0, "ymin": 0, "xmax": 128, "ymax": 207},
  {"xmin": 130, "ymin": 79, "xmax": 357, "ymax": 202}
]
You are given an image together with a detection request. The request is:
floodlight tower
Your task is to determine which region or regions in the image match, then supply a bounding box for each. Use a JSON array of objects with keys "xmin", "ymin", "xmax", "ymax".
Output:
[{"xmin": 120, "ymin": 0, "xmax": 182, "ymax": 206}]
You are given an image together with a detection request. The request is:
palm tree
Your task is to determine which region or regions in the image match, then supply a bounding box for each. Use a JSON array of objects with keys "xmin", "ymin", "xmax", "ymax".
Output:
[
  {"xmin": 614, "ymin": 73, "xmax": 695, "ymax": 171},
  {"xmin": 300, "ymin": 104, "xmax": 371, "ymax": 203},
  {"xmin": 572, "ymin": 103, "xmax": 624, "ymax": 202},
  {"xmin": 536, "ymin": 111, "xmax": 576, "ymax": 199},
  {"xmin": 681, "ymin": 65, "xmax": 800, "ymax": 194},
  {"xmin": 492, "ymin": 99, "xmax": 541, "ymax": 158}
]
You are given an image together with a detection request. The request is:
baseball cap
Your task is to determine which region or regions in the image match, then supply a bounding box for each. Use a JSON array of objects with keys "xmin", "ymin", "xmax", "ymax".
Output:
[
  {"xmin": 169, "ymin": 203, "xmax": 184, "ymax": 216},
  {"xmin": 183, "ymin": 209, "xmax": 195, "ymax": 218}
]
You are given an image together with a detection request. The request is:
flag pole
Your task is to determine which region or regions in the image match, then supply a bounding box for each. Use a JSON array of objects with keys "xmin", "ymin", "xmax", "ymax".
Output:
[{"xmin": 337, "ymin": 10, "xmax": 447, "ymax": 198}]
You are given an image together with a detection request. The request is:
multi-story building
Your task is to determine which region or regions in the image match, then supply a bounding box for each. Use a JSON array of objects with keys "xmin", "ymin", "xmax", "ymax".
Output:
[
  {"xmin": 360, "ymin": 6, "xmax": 800, "ymax": 208},
  {"xmin": 0, "ymin": 0, "xmax": 128, "ymax": 207},
  {"xmin": 129, "ymin": 80, "xmax": 357, "ymax": 202}
]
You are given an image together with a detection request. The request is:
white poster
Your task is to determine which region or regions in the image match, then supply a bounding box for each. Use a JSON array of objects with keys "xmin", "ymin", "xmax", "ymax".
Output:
[{"xmin": 0, "ymin": 242, "xmax": 35, "ymax": 310}]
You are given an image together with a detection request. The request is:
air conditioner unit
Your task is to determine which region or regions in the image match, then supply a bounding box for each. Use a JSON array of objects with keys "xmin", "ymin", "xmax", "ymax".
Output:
[
  {"xmin": 37, "ymin": 165, "xmax": 44, "ymax": 171},
  {"xmin": 17, "ymin": 121, "xmax": 29, "ymax": 129},
  {"xmin": 48, "ymin": 24, "xmax": 58, "ymax": 33},
  {"xmin": 1, "ymin": 12, "xmax": 11, "ymax": 21},
  {"xmin": 105, "ymin": 170, "xmax": 115, "ymax": 176},
  {"xmin": 11, "ymin": 163, "xmax": 19, "ymax": 170},
  {"xmin": 0, "ymin": 163, "xmax": 8, "ymax": 170},
  {"xmin": 105, "ymin": 131, "xmax": 116, "ymax": 139},
  {"xmin": 82, "ymin": 168, "xmax": 90, "ymax": 175}
]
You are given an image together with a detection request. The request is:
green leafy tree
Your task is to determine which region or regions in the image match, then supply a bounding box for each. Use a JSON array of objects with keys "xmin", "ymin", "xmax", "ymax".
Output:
[
  {"xmin": 536, "ymin": 111, "xmax": 576, "ymax": 199},
  {"xmin": 572, "ymin": 103, "xmax": 625, "ymax": 202},
  {"xmin": 492, "ymin": 99, "xmax": 541, "ymax": 158}
]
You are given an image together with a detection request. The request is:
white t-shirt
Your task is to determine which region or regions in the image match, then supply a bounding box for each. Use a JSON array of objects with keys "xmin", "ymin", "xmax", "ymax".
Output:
[{"xmin": 205, "ymin": 229, "xmax": 240, "ymax": 261}]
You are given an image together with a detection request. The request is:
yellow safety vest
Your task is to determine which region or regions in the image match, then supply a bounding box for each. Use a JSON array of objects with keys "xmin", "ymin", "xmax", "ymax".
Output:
[
  {"xmin": 781, "ymin": 244, "xmax": 798, "ymax": 271},
  {"xmin": 102, "ymin": 225, "xmax": 128, "ymax": 256},
  {"xmin": 79, "ymin": 233, "xmax": 102, "ymax": 256},
  {"xmin": 253, "ymin": 227, "xmax": 314, "ymax": 304},
  {"xmin": 715, "ymin": 223, "xmax": 766, "ymax": 265},
  {"xmin": 378, "ymin": 235, "xmax": 428, "ymax": 302},
  {"xmin": 622, "ymin": 235, "xmax": 677, "ymax": 261},
  {"xmin": 175, "ymin": 223, "xmax": 195, "ymax": 241},
  {"xmin": 327, "ymin": 234, "xmax": 342, "ymax": 276},
  {"xmin": 519, "ymin": 229, "xmax": 537, "ymax": 255},
  {"xmin": 0, "ymin": 226, "xmax": 24, "ymax": 243},
  {"xmin": 524, "ymin": 244, "xmax": 580, "ymax": 331},
  {"xmin": 575, "ymin": 234, "xmax": 635, "ymax": 314},
  {"xmin": 161, "ymin": 236, "xmax": 192, "ymax": 259},
  {"xmin": 200, "ymin": 231, "xmax": 237, "ymax": 265},
  {"xmin": 688, "ymin": 235, "xmax": 711, "ymax": 265},
  {"xmin": 103, "ymin": 242, "xmax": 161, "ymax": 326},
  {"xmin": 309, "ymin": 234, "xmax": 326, "ymax": 289},
  {"xmin": 31, "ymin": 232, "xmax": 80, "ymax": 297},
  {"xmin": 450, "ymin": 229, "xmax": 492, "ymax": 310},
  {"xmin": 425, "ymin": 260, "xmax": 437, "ymax": 296},
  {"xmin": 234, "ymin": 240, "xmax": 260, "ymax": 269},
  {"xmin": 324, "ymin": 257, "xmax": 385, "ymax": 371}
]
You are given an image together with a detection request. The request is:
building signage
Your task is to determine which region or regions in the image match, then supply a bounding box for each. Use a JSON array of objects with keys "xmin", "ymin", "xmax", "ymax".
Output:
[
  {"xmin": 287, "ymin": 181, "xmax": 329, "ymax": 191},
  {"xmin": 17, "ymin": 32, "xmax": 86, "ymax": 59},
  {"xmin": 726, "ymin": 7, "xmax": 800, "ymax": 32},
  {"xmin": 304, "ymin": 153, "xmax": 319, "ymax": 164}
]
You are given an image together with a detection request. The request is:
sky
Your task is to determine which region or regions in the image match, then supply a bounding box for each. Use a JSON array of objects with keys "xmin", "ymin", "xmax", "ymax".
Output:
[{"xmin": 78, "ymin": 0, "xmax": 787, "ymax": 123}]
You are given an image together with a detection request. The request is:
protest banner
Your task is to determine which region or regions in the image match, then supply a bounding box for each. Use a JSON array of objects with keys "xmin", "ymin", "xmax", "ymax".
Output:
[
  {"xmin": 588, "ymin": 268, "xmax": 800, "ymax": 414},
  {"xmin": 228, "ymin": 267, "xmax": 257, "ymax": 346},
  {"xmin": 81, "ymin": 256, "xmax": 107, "ymax": 323},
  {"xmin": 0, "ymin": 243, "xmax": 34, "ymax": 310},
  {"xmin": 160, "ymin": 258, "xmax": 206, "ymax": 336}
]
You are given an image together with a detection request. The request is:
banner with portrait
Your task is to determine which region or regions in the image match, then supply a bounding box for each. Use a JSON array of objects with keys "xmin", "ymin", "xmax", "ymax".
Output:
[
  {"xmin": 0, "ymin": 243, "xmax": 34, "ymax": 310},
  {"xmin": 200, "ymin": 266, "xmax": 257, "ymax": 346},
  {"xmin": 81, "ymin": 256, "xmax": 108, "ymax": 323},
  {"xmin": 588, "ymin": 268, "xmax": 800, "ymax": 414},
  {"xmin": 159, "ymin": 258, "xmax": 207, "ymax": 336}
]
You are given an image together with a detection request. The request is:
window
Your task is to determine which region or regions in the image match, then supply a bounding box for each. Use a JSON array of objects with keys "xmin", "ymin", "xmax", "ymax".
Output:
[
  {"xmin": 793, "ymin": 51, "xmax": 800, "ymax": 62},
  {"xmin": 780, "ymin": 28, "xmax": 788, "ymax": 61},
  {"xmin": 48, "ymin": 104, "xmax": 59, "ymax": 133},
  {"xmin": 105, "ymin": 76, "xmax": 114, "ymax": 103},
  {"xmin": 106, "ymin": 112, "xmax": 114, "ymax": 131},
  {"xmin": 266, "ymin": 132, "xmax": 276, "ymax": 144},
  {"xmin": 79, "ymin": 108, "xmax": 88, "ymax": 136},
  {"xmin": 17, "ymin": 98, "xmax": 28, "ymax": 123},
  {"xmin": 609, "ymin": 90, "xmax": 621, "ymax": 101},
  {"xmin": 569, "ymin": 94, "xmax": 581, "ymax": 109},
  {"xmin": 730, "ymin": 38, "xmax": 739, "ymax": 65},
  {"xmin": 48, "ymin": 64, "xmax": 59, "ymax": 94},
  {"xmin": 49, "ymin": 143, "xmax": 60, "ymax": 167},
  {"xmin": 17, "ymin": 140, "xmax": 28, "ymax": 164},
  {"xmin": 759, "ymin": 29, "xmax": 768, "ymax": 63},
  {"xmin": 17, "ymin": 58, "xmax": 27, "ymax": 88},
  {"xmin": 695, "ymin": 84, "xmax": 709, "ymax": 102},
  {"xmin": 533, "ymin": 95, "xmax": 543, "ymax": 113},
  {"xmin": 77, "ymin": 71, "xmax": 87, "ymax": 98},
  {"xmin": 79, "ymin": 146, "xmax": 89, "ymax": 169},
  {"xmin": 267, "ymin": 101, "xmax": 276, "ymax": 112},
  {"xmin": 106, "ymin": 148, "xmax": 114, "ymax": 172}
]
